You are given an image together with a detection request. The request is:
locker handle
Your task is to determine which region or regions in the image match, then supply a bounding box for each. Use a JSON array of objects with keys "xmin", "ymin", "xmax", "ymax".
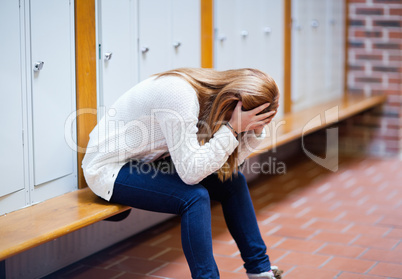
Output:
[
  {"xmin": 173, "ymin": 41, "xmax": 181, "ymax": 48},
  {"xmin": 263, "ymin": 27, "xmax": 272, "ymax": 34},
  {"xmin": 34, "ymin": 61, "xmax": 44, "ymax": 72},
  {"xmin": 218, "ymin": 35, "xmax": 227, "ymax": 42},
  {"xmin": 141, "ymin": 47, "xmax": 150, "ymax": 54},
  {"xmin": 311, "ymin": 20, "xmax": 319, "ymax": 28},
  {"xmin": 241, "ymin": 30, "xmax": 249, "ymax": 37},
  {"xmin": 104, "ymin": 52, "xmax": 113, "ymax": 61}
]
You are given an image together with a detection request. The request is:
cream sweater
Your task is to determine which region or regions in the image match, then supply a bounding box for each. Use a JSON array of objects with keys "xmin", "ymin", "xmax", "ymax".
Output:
[{"xmin": 82, "ymin": 75, "xmax": 266, "ymax": 201}]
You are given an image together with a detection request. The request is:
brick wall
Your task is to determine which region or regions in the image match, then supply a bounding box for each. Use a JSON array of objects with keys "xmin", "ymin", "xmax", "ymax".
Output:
[{"xmin": 344, "ymin": 0, "xmax": 401, "ymax": 156}]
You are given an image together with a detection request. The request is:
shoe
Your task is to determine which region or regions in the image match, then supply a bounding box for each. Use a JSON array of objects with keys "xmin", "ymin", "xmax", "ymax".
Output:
[{"xmin": 246, "ymin": 266, "xmax": 283, "ymax": 279}]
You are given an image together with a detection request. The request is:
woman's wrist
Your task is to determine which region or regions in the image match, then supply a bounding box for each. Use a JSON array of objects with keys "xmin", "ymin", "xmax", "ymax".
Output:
[{"xmin": 225, "ymin": 122, "xmax": 238, "ymax": 137}]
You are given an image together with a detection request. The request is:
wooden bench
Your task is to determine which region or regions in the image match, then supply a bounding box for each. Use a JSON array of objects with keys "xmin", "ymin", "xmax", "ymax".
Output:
[{"xmin": 0, "ymin": 94, "xmax": 386, "ymax": 274}]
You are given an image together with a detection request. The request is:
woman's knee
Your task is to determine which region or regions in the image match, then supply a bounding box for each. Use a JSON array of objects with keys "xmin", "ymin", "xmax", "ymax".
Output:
[{"xmin": 180, "ymin": 185, "xmax": 211, "ymax": 214}]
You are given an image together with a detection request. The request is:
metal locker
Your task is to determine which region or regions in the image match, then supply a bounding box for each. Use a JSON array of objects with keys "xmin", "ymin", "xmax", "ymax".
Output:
[
  {"xmin": 138, "ymin": 0, "xmax": 172, "ymax": 81},
  {"xmin": 97, "ymin": 0, "xmax": 138, "ymax": 114},
  {"xmin": 0, "ymin": 0, "xmax": 26, "ymax": 207},
  {"xmin": 171, "ymin": 0, "xmax": 201, "ymax": 69},
  {"xmin": 214, "ymin": 0, "xmax": 239, "ymax": 70},
  {"xmin": 236, "ymin": 0, "xmax": 260, "ymax": 69},
  {"xmin": 30, "ymin": 0, "xmax": 76, "ymax": 192}
]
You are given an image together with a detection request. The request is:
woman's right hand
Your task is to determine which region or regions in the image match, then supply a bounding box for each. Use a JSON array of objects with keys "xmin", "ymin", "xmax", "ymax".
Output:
[{"xmin": 228, "ymin": 101, "xmax": 276, "ymax": 134}]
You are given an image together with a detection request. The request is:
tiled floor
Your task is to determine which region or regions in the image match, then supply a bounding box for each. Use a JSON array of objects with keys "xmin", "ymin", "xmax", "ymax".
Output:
[{"xmin": 47, "ymin": 155, "xmax": 402, "ymax": 279}]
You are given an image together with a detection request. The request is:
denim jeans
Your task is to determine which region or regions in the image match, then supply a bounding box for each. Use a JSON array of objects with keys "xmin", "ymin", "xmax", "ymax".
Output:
[{"xmin": 110, "ymin": 157, "xmax": 271, "ymax": 279}]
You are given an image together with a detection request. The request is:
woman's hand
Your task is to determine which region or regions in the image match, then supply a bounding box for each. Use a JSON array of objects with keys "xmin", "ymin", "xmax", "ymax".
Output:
[{"xmin": 228, "ymin": 101, "xmax": 276, "ymax": 136}]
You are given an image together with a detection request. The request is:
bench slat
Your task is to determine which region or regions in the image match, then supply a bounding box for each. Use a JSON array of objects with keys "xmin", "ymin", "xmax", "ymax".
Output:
[
  {"xmin": 0, "ymin": 188, "xmax": 130, "ymax": 261},
  {"xmin": 250, "ymin": 94, "xmax": 386, "ymax": 157}
]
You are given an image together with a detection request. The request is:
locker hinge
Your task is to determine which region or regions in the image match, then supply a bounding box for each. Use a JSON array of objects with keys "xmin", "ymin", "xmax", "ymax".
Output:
[
  {"xmin": 98, "ymin": 44, "xmax": 101, "ymax": 60},
  {"xmin": 19, "ymin": 0, "xmax": 21, "ymax": 8},
  {"xmin": 22, "ymin": 130, "xmax": 24, "ymax": 146}
]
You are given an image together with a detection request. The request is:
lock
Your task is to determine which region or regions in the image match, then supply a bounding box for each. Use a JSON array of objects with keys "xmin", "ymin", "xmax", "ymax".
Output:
[
  {"xmin": 104, "ymin": 52, "xmax": 113, "ymax": 61},
  {"xmin": 34, "ymin": 61, "xmax": 44, "ymax": 72}
]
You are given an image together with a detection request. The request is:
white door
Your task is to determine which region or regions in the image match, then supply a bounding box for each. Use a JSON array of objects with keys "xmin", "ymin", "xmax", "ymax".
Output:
[
  {"xmin": 0, "ymin": 0, "xmax": 25, "ymax": 198},
  {"xmin": 308, "ymin": 0, "xmax": 327, "ymax": 106},
  {"xmin": 138, "ymin": 0, "xmax": 171, "ymax": 81},
  {"xmin": 98, "ymin": 0, "xmax": 138, "ymax": 113},
  {"xmin": 214, "ymin": 0, "xmax": 239, "ymax": 70},
  {"xmin": 236, "ymin": 0, "xmax": 260, "ymax": 69},
  {"xmin": 325, "ymin": 0, "xmax": 344, "ymax": 100},
  {"xmin": 30, "ymin": 0, "xmax": 75, "ymax": 186},
  {"xmin": 291, "ymin": 0, "xmax": 313, "ymax": 111},
  {"xmin": 171, "ymin": 0, "xmax": 201, "ymax": 69}
]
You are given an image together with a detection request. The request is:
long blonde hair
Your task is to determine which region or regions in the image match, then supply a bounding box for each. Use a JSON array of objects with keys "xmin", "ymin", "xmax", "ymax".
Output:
[{"xmin": 155, "ymin": 68, "xmax": 279, "ymax": 182}]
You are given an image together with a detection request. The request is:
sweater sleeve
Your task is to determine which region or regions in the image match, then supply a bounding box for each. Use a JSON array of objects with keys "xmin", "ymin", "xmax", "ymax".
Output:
[
  {"xmin": 155, "ymin": 111, "xmax": 239, "ymax": 185},
  {"xmin": 152, "ymin": 78, "xmax": 239, "ymax": 185},
  {"xmin": 236, "ymin": 127, "xmax": 267, "ymax": 166}
]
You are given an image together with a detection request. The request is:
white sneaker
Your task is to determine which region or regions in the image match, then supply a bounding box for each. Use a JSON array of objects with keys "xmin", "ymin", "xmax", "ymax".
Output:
[
  {"xmin": 246, "ymin": 266, "xmax": 283, "ymax": 279},
  {"xmin": 247, "ymin": 270, "xmax": 275, "ymax": 279}
]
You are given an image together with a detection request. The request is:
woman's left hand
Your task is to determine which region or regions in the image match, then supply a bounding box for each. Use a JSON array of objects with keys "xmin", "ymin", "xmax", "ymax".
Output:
[{"xmin": 254, "ymin": 110, "xmax": 277, "ymax": 137}]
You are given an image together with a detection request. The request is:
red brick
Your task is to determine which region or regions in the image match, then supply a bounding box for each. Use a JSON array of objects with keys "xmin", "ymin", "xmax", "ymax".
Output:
[
  {"xmin": 150, "ymin": 262, "xmax": 191, "ymax": 279},
  {"xmin": 285, "ymin": 266, "xmax": 339, "ymax": 279},
  {"xmin": 272, "ymin": 226, "xmax": 315, "ymax": 239},
  {"xmin": 355, "ymin": 54, "xmax": 383, "ymax": 60},
  {"xmin": 275, "ymin": 238, "xmax": 324, "ymax": 253},
  {"xmin": 338, "ymin": 212, "xmax": 383, "ymax": 225},
  {"xmin": 389, "ymin": 31, "xmax": 402, "ymax": 39},
  {"xmin": 373, "ymin": 20, "xmax": 401, "ymax": 28},
  {"xmin": 373, "ymin": 42, "xmax": 401, "ymax": 50},
  {"xmin": 354, "ymin": 30, "xmax": 383, "ymax": 38},
  {"xmin": 355, "ymin": 77, "xmax": 383, "ymax": 83},
  {"xmin": 378, "ymin": 214, "xmax": 402, "ymax": 227},
  {"xmin": 305, "ymin": 220, "xmax": 351, "ymax": 232},
  {"xmin": 389, "ymin": 8, "xmax": 402, "ymax": 16},
  {"xmin": 351, "ymin": 235, "xmax": 399, "ymax": 250},
  {"xmin": 373, "ymin": 0, "xmax": 402, "ymax": 3},
  {"xmin": 278, "ymin": 251, "xmax": 330, "ymax": 267},
  {"xmin": 360, "ymin": 248, "xmax": 402, "ymax": 264},
  {"xmin": 317, "ymin": 243, "xmax": 366, "ymax": 258},
  {"xmin": 337, "ymin": 273, "xmax": 387, "ymax": 279},
  {"xmin": 109, "ymin": 257, "xmax": 166, "ymax": 275},
  {"xmin": 323, "ymin": 257, "xmax": 376, "ymax": 273},
  {"xmin": 344, "ymin": 224, "xmax": 390, "ymax": 237},
  {"xmin": 385, "ymin": 227, "xmax": 402, "ymax": 238},
  {"xmin": 369, "ymin": 262, "xmax": 402, "ymax": 277},
  {"xmin": 356, "ymin": 7, "xmax": 384, "ymax": 15},
  {"xmin": 311, "ymin": 231, "xmax": 357, "ymax": 245},
  {"xmin": 215, "ymin": 255, "xmax": 244, "ymax": 272}
]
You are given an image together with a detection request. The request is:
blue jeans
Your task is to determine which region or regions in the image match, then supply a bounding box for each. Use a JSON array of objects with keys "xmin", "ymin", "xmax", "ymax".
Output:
[{"xmin": 110, "ymin": 157, "xmax": 271, "ymax": 279}]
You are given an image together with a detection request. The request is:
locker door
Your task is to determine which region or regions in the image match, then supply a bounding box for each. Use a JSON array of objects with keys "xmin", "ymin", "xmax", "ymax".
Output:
[
  {"xmin": 30, "ymin": 0, "xmax": 75, "ymax": 186},
  {"xmin": 237, "ymin": 0, "xmax": 260, "ymax": 69},
  {"xmin": 328, "ymin": 0, "xmax": 344, "ymax": 99},
  {"xmin": 308, "ymin": 0, "xmax": 327, "ymax": 105},
  {"xmin": 259, "ymin": 0, "xmax": 283, "ymax": 81},
  {"xmin": 138, "ymin": 0, "xmax": 171, "ymax": 81},
  {"xmin": 291, "ymin": 0, "xmax": 309, "ymax": 107},
  {"xmin": 171, "ymin": 0, "xmax": 201, "ymax": 69},
  {"xmin": 98, "ymin": 0, "xmax": 138, "ymax": 112},
  {"xmin": 214, "ymin": 0, "xmax": 239, "ymax": 70},
  {"xmin": 0, "ymin": 0, "xmax": 25, "ymax": 198},
  {"xmin": 260, "ymin": 0, "xmax": 284, "ymax": 117}
]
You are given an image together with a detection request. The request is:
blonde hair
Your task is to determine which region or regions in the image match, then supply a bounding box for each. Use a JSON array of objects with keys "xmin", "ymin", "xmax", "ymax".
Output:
[{"xmin": 155, "ymin": 68, "xmax": 279, "ymax": 182}]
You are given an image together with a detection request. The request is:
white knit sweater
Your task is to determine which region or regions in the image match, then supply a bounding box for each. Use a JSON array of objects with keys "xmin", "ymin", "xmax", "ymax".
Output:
[{"xmin": 82, "ymin": 75, "xmax": 266, "ymax": 201}]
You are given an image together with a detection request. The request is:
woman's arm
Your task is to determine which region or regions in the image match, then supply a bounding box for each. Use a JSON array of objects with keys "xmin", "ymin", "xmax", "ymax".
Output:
[
  {"xmin": 236, "ymin": 126, "xmax": 267, "ymax": 166},
  {"xmin": 155, "ymin": 110, "xmax": 239, "ymax": 184}
]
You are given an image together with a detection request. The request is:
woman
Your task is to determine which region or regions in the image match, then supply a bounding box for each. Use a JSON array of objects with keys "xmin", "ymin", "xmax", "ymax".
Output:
[{"xmin": 82, "ymin": 68, "xmax": 282, "ymax": 279}]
